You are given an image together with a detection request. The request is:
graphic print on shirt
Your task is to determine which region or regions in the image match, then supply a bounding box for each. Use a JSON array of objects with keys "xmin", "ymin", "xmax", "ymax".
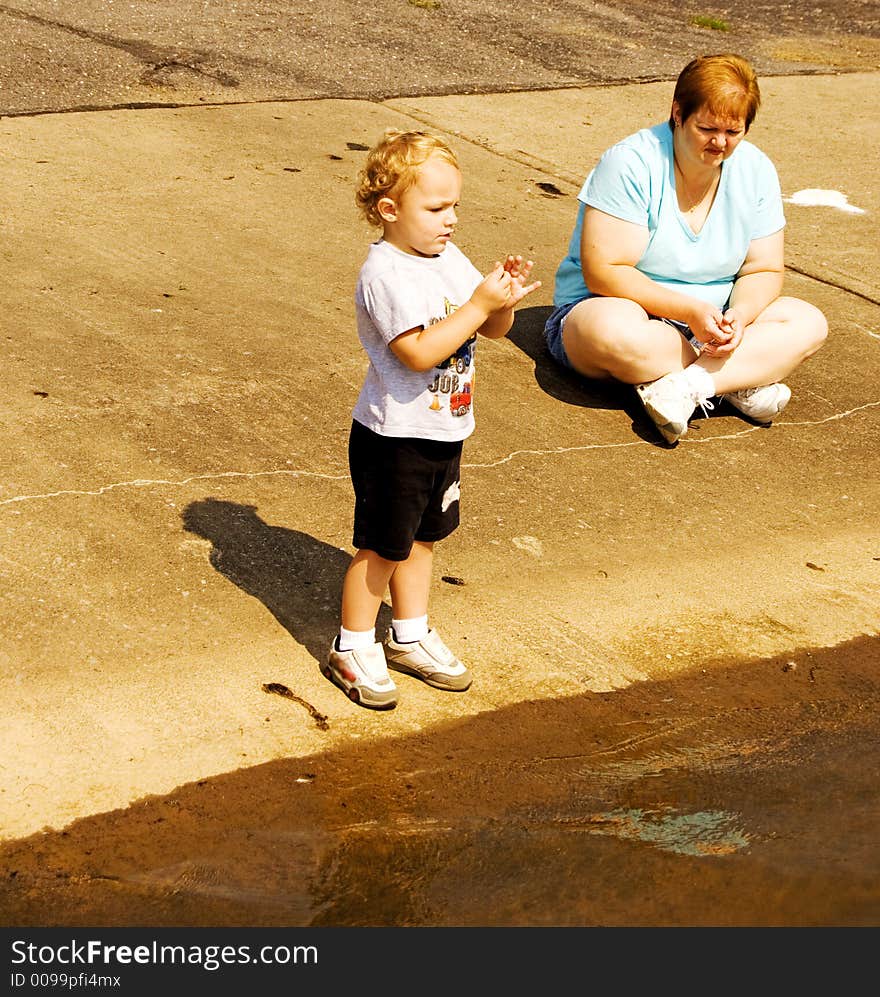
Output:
[{"xmin": 427, "ymin": 298, "xmax": 476, "ymax": 418}]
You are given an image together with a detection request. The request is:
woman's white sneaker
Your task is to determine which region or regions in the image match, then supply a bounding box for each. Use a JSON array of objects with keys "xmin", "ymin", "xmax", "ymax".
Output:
[
  {"xmin": 723, "ymin": 382, "xmax": 791, "ymax": 423},
  {"xmin": 635, "ymin": 371, "xmax": 713, "ymax": 444}
]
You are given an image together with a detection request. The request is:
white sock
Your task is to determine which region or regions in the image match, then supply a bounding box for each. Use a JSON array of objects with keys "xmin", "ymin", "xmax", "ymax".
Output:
[
  {"xmin": 338, "ymin": 626, "xmax": 375, "ymax": 652},
  {"xmin": 681, "ymin": 364, "xmax": 715, "ymax": 400},
  {"xmin": 391, "ymin": 615, "xmax": 429, "ymax": 643}
]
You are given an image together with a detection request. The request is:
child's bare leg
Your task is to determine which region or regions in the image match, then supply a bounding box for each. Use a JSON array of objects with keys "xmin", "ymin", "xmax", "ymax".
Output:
[
  {"xmin": 384, "ymin": 540, "xmax": 471, "ymax": 690},
  {"xmin": 385, "ymin": 540, "xmax": 434, "ymax": 642},
  {"xmin": 340, "ymin": 548, "xmax": 398, "ymax": 633},
  {"xmin": 328, "ymin": 548, "xmax": 400, "ymax": 711},
  {"xmin": 388, "ymin": 540, "xmax": 434, "ymax": 622}
]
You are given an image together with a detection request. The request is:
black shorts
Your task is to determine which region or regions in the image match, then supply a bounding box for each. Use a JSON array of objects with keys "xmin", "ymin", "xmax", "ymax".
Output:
[{"xmin": 348, "ymin": 419, "xmax": 463, "ymax": 561}]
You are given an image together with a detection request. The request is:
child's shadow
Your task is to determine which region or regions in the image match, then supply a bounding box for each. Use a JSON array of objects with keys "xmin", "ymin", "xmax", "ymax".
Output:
[
  {"xmin": 181, "ymin": 498, "xmax": 389, "ymax": 663},
  {"xmin": 508, "ymin": 305, "xmax": 662, "ymax": 444}
]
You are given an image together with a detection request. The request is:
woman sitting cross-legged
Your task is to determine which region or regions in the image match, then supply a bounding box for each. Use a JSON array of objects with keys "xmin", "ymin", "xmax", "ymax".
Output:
[{"xmin": 543, "ymin": 52, "xmax": 828, "ymax": 444}]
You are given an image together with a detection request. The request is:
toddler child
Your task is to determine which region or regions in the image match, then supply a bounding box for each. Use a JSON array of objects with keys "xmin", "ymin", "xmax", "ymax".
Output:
[{"xmin": 324, "ymin": 128, "xmax": 540, "ymax": 709}]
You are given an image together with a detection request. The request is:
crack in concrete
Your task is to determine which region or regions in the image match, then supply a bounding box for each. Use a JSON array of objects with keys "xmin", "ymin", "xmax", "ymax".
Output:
[
  {"xmin": 785, "ymin": 263, "xmax": 880, "ymax": 306},
  {"xmin": 852, "ymin": 320, "xmax": 880, "ymax": 340},
  {"xmin": 467, "ymin": 400, "xmax": 880, "ymax": 465},
  {"xmin": 0, "ymin": 4, "xmax": 239, "ymax": 87},
  {"xmin": 681, "ymin": 402, "xmax": 880, "ymax": 444},
  {"xmin": 0, "ymin": 468, "xmax": 348, "ymax": 507},
  {"xmin": 0, "ymin": 400, "xmax": 876, "ymax": 509}
]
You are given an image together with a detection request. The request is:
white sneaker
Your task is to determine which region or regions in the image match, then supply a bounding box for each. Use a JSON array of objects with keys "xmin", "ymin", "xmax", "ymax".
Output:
[
  {"xmin": 383, "ymin": 628, "xmax": 472, "ymax": 691},
  {"xmin": 635, "ymin": 370, "xmax": 713, "ymax": 444},
  {"xmin": 322, "ymin": 640, "xmax": 398, "ymax": 709},
  {"xmin": 722, "ymin": 383, "xmax": 791, "ymax": 423}
]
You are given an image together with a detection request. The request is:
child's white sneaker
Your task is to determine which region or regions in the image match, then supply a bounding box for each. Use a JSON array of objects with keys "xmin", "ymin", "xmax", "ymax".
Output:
[
  {"xmin": 322, "ymin": 640, "xmax": 398, "ymax": 709},
  {"xmin": 383, "ymin": 628, "xmax": 472, "ymax": 691}
]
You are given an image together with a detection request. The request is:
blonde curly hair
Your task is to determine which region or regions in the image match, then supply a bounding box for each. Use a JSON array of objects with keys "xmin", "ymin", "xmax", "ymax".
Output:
[{"xmin": 355, "ymin": 128, "xmax": 460, "ymax": 227}]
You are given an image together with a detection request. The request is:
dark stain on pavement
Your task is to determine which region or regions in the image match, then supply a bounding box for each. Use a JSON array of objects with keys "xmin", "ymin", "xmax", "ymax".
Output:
[
  {"xmin": 1, "ymin": 634, "xmax": 877, "ymax": 927},
  {"xmin": 262, "ymin": 683, "xmax": 330, "ymax": 732},
  {"xmin": 0, "ymin": 4, "xmax": 240, "ymax": 88}
]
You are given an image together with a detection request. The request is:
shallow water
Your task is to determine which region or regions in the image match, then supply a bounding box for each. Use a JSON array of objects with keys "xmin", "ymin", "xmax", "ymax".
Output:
[{"xmin": 1, "ymin": 635, "xmax": 878, "ymax": 927}]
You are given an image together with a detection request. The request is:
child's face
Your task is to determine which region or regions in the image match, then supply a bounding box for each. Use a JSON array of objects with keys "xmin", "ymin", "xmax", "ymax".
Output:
[{"xmin": 379, "ymin": 154, "xmax": 462, "ymax": 258}]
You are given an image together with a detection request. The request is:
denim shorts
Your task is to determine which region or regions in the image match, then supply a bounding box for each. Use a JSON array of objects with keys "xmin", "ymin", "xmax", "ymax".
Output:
[
  {"xmin": 543, "ymin": 301, "xmax": 580, "ymax": 370},
  {"xmin": 656, "ymin": 316, "xmax": 703, "ymax": 353},
  {"xmin": 543, "ymin": 299, "xmax": 702, "ymax": 370}
]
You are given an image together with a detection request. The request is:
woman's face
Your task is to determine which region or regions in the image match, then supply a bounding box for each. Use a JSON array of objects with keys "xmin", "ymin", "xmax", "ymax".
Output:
[{"xmin": 673, "ymin": 102, "xmax": 747, "ymax": 167}]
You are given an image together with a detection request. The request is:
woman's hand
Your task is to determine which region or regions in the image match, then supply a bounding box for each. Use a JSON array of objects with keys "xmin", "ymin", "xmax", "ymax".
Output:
[
  {"xmin": 700, "ymin": 306, "xmax": 745, "ymax": 357},
  {"xmin": 685, "ymin": 300, "xmax": 747, "ymax": 356},
  {"xmin": 685, "ymin": 299, "xmax": 730, "ymax": 349}
]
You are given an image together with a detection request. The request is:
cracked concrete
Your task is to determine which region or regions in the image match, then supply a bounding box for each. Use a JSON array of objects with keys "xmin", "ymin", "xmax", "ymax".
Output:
[
  {"xmin": 0, "ymin": 6, "xmax": 877, "ymax": 929},
  {"xmin": 0, "ymin": 78, "xmax": 877, "ymax": 851},
  {"xmin": 0, "ymin": 468, "xmax": 349, "ymax": 508}
]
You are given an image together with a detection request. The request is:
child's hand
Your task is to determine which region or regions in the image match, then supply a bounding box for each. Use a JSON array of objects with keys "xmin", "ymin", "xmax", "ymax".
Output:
[
  {"xmin": 501, "ymin": 254, "xmax": 541, "ymax": 307},
  {"xmin": 472, "ymin": 258, "xmax": 541, "ymax": 315},
  {"xmin": 471, "ymin": 263, "xmax": 514, "ymax": 313}
]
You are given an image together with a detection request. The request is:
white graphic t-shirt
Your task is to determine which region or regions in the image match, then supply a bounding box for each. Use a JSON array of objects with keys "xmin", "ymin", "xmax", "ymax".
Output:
[{"xmin": 352, "ymin": 239, "xmax": 484, "ymax": 442}]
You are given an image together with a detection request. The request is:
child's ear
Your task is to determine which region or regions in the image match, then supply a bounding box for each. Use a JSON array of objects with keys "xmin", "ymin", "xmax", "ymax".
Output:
[{"xmin": 377, "ymin": 196, "xmax": 398, "ymax": 222}]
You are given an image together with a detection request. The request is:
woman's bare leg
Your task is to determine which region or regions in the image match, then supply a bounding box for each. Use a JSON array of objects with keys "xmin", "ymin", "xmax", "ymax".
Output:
[
  {"xmin": 561, "ymin": 297, "xmax": 694, "ymax": 383},
  {"xmin": 562, "ymin": 295, "xmax": 827, "ymax": 392}
]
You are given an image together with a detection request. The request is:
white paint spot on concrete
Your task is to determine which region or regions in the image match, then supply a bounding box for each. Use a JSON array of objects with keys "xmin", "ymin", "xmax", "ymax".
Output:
[
  {"xmin": 512, "ymin": 535, "xmax": 543, "ymax": 557},
  {"xmin": 785, "ymin": 188, "xmax": 866, "ymax": 214}
]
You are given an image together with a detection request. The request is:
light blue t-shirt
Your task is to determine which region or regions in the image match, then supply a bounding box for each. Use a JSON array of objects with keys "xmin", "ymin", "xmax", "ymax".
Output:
[{"xmin": 552, "ymin": 122, "xmax": 786, "ymax": 309}]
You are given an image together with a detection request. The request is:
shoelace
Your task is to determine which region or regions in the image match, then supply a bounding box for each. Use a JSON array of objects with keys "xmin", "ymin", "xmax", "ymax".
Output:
[{"xmin": 691, "ymin": 391, "xmax": 715, "ymax": 419}]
